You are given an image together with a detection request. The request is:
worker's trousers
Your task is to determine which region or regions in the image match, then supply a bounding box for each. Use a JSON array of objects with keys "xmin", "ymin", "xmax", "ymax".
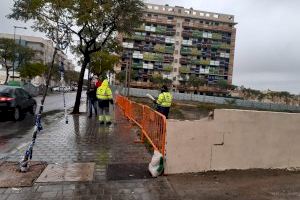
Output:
[{"xmin": 98, "ymin": 100, "xmax": 111, "ymax": 123}]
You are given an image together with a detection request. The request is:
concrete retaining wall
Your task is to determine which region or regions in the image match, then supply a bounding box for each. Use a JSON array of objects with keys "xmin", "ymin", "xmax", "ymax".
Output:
[{"xmin": 165, "ymin": 109, "xmax": 300, "ymax": 174}]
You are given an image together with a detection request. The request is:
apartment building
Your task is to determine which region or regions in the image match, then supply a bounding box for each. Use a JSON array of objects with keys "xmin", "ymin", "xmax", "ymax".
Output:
[
  {"xmin": 119, "ymin": 3, "xmax": 237, "ymax": 93},
  {"xmin": 0, "ymin": 33, "xmax": 75, "ymax": 71}
]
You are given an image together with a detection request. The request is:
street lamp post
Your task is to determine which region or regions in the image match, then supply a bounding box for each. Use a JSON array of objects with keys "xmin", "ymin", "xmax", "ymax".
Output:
[{"xmin": 13, "ymin": 25, "xmax": 27, "ymax": 81}]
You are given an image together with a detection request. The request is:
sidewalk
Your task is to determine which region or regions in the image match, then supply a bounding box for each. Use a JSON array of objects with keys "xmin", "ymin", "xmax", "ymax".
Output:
[
  {"xmin": 0, "ymin": 107, "xmax": 178, "ymax": 200},
  {"xmin": 1, "ymin": 104, "xmax": 300, "ymax": 200}
]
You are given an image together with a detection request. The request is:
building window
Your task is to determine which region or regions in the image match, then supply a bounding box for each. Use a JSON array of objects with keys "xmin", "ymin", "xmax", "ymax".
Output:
[
  {"xmin": 176, "ymin": 41, "xmax": 179, "ymax": 45},
  {"xmin": 147, "ymin": 14, "xmax": 151, "ymax": 17},
  {"xmin": 173, "ymin": 77, "xmax": 177, "ymax": 81},
  {"xmin": 200, "ymin": 12, "xmax": 204, "ymax": 16},
  {"xmin": 175, "ymin": 59, "xmax": 178, "ymax": 63},
  {"xmin": 213, "ymin": 14, "xmax": 219, "ymax": 18},
  {"xmin": 177, "ymin": 23, "xmax": 181, "ymax": 27},
  {"xmin": 154, "ymin": 6, "xmax": 159, "ymax": 10},
  {"xmin": 175, "ymin": 50, "xmax": 178, "ymax": 54},
  {"xmin": 193, "ymin": 11, "xmax": 197, "ymax": 15},
  {"xmin": 178, "ymin": 9, "xmax": 181, "ymax": 14},
  {"xmin": 185, "ymin": 18, "xmax": 190, "ymax": 22},
  {"xmin": 173, "ymin": 68, "xmax": 177, "ymax": 72},
  {"xmin": 176, "ymin": 32, "xmax": 180, "ymax": 36},
  {"xmin": 205, "ymin": 13, "xmax": 210, "ymax": 17},
  {"xmin": 168, "ymin": 16, "xmax": 174, "ymax": 20},
  {"xmin": 168, "ymin": 8, "xmax": 174, "ymax": 12},
  {"xmin": 148, "ymin": 5, "xmax": 153, "ymax": 9}
]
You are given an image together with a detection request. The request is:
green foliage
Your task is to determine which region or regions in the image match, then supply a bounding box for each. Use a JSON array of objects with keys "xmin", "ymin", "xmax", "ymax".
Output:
[
  {"xmin": 187, "ymin": 75, "xmax": 205, "ymax": 88},
  {"xmin": 90, "ymin": 51, "xmax": 119, "ymax": 76},
  {"xmin": 15, "ymin": 45, "xmax": 35, "ymax": 68},
  {"xmin": 0, "ymin": 38, "xmax": 34, "ymax": 83},
  {"xmin": 150, "ymin": 74, "xmax": 164, "ymax": 85},
  {"xmin": 19, "ymin": 62, "xmax": 47, "ymax": 79},
  {"xmin": 116, "ymin": 71, "xmax": 126, "ymax": 82},
  {"xmin": 0, "ymin": 38, "xmax": 15, "ymax": 67},
  {"xmin": 216, "ymin": 79, "xmax": 228, "ymax": 90},
  {"xmin": 64, "ymin": 70, "xmax": 80, "ymax": 84},
  {"xmin": 150, "ymin": 74, "xmax": 172, "ymax": 87},
  {"xmin": 9, "ymin": 0, "xmax": 145, "ymax": 113},
  {"xmin": 115, "ymin": 70, "xmax": 137, "ymax": 83}
]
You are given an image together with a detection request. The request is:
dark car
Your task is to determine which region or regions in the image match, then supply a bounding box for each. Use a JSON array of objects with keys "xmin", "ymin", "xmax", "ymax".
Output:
[{"xmin": 0, "ymin": 85, "xmax": 37, "ymax": 121}]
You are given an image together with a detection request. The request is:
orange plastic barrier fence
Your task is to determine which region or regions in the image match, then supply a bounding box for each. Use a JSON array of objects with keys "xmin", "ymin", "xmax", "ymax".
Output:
[{"xmin": 116, "ymin": 95, "xmax": 166, "ymax": 156}]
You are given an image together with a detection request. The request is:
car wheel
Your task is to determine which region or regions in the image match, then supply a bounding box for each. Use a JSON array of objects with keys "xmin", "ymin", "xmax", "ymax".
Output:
[
  {"xmin": 13, "ymin": 107, "xmax": 21, "ymax": 121},
  {"xmin": 30, "ymin": 104, "xmax": 37, "ymax": 115}
]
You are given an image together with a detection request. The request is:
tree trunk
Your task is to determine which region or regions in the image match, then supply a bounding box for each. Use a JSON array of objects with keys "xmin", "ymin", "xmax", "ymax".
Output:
[
  {"xmin": 4, "ymin": 67, "xmax": 9, "ymax": 84},
  {"xmin": 72, "ymin": 56, "xmax": 89, "ymax": 114},
  {"xmin": 38, "ymin": 48, "xmax": 58, "ymax": 115}
]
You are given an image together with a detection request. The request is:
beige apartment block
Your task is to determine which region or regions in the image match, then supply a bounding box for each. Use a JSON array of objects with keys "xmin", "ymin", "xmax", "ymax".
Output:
[
  {"xmin": 0, "ymin": 33, "xmax": 76, "ymax": 70},
  {"xmin": 119, "ymin": 3, "xmax": 237, "ymax": 94}
]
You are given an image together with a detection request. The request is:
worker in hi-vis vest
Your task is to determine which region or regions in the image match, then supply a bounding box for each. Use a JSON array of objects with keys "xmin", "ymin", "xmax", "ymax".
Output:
[
  {"xmin": 154, "ymin": 85, "xmax": 173, "ymax": 119},
  {"xmin": 96, "ymin": 79, "xmax": 113, "ymax": 124}
]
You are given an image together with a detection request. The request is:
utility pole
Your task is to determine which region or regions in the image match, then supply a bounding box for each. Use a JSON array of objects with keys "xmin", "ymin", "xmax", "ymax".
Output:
[
  {"xmin": 12, "ymin": 26, "xmax": 27, "ymax": 81},
  {"xmin": 127, "ymin": 50, "xmax": 132, "ymax": 96}
]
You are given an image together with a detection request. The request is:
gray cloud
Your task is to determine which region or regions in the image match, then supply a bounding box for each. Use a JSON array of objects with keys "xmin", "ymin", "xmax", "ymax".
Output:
[{"xmin": 1, "ymin": 0, "xmax": 300, "ymax": 93}]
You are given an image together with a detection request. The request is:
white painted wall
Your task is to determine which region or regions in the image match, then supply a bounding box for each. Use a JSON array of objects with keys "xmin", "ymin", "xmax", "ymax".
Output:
[{"xmin": 165, "ymin": 109, "xmax": 300, "ymax": 174}]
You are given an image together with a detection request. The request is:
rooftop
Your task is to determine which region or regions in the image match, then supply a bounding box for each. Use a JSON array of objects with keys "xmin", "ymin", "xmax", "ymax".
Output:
[{"xmin": 145, "ymin": 3, "xmax": 236, "ymax": 24}]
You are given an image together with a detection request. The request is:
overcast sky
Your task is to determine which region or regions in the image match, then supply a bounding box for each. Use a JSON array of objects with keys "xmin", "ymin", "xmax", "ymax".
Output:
[{"xmin": 1, "ymin": 0, "xmax": 300, "ymax": 94}]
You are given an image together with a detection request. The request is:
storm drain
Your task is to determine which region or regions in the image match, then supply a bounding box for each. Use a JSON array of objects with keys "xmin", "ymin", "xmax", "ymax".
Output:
[
  {"xmin": 36, "ymin": 162, "xmax": 95, "ymax": 183},
  {"xmin": 0, "ymin": 161, "xmax": 47, "ymax": 188},
  {"xmin": 107, "ymin": 163, "xmax": 152, "ymax": 181}
]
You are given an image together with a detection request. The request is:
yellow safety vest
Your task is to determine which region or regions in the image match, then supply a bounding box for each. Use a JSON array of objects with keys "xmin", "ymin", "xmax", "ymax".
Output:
[
  {"xmin": 96, "ymin": 80, "xmax": 112, "ymax": 100},
  {"xmin": 157, "ymin": 92, "xmax": 172, "ymax": 107}
]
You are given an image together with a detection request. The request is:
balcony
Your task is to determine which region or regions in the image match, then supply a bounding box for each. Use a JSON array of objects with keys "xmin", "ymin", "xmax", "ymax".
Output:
[
  {"xmin": 220, "ymin": 43, "xmax": 231, "ymax": 50},
  {"xmin": 179, "ymin": 67, "xmax": 191, "ymax": 74},
  {"xmin": 155, "ymin": 26, "xmax": 167, "ymax": 34},
  {"xmin": 180, "ymin": 57, "xmax": 188, "ymax": 65},
  {"xmin": 142, "ymin": 17, "xmax": 176, "ymax": 26},
  {"xmin": 212, "ymin": 33, "xmax": 222, "ymax": 40},
  {"xmin": 154, "ymin": 44, "xmax": 165, "ymax": 53},
  {"xmin": 191, "ymin": 30, "xmax": 203, "ymax": 39},
  {"xmin": 162, "ymin": 65, "xmax": 173, "ymax": 72},
  {"xmin": 182, "ymin": 22, "xmax": 233, "ymax": 33},
  {"xmin": 132, "ymin": 63, "xmax": 143, "ymax": 69},
  {"xmin": 163, "ymin": 55, "xmax": 174, "ymax": 63},
  {"xmin": 181, "ymin": 47, "xmax": 201, "ymax": 56},
  {"xmin": 191, "ymin": 59, "xmax": 210, "ymax": 65},
  {"xmin": 143, "ymin": 52, "xmax": 164, "ymax": 62},
  {"xmin": 131, "ymin": 34, "xmax": 145, "ymax": 41}
]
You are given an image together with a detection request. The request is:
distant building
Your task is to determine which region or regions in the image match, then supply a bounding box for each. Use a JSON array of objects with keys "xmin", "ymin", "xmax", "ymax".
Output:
[
  {"xmin": 118, "ymin": 3, "xmax": 237, "ymax": 94},
  {"xmin": 0, "ymin": 33, "xmax": 76, "ymax": 84}
]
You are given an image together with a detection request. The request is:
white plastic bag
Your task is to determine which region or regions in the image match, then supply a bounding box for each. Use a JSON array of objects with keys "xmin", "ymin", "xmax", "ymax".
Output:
[{"xmin": 148, "ymin": 150, "xmax": 164, "ymax": 177}]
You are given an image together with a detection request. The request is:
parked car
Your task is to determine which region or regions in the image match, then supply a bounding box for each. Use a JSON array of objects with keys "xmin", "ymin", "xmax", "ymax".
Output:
[
  {"xmin": 52, "ymin": 86, "xmax": 60, "ymax": 92},
  {"xmin": 0, "ymin": 85, "xmax": 37, "ymax": 121},
  {"xmin": 52, "ymin": 86, "xmax": 71, "ymax": 92}
]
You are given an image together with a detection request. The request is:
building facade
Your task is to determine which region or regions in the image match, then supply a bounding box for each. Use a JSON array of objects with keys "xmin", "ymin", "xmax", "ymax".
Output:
[
  {"xmin": 0, "ymin": 33, "xmax": 76, "ymax": 84},
  {"xmin": 119, "ymin": 3, "xmax": 237, "ymax": 94}
]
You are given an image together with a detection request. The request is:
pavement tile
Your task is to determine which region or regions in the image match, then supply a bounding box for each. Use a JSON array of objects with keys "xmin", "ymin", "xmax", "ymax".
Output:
[{"xmin": 2, "ymin": 107, "xmax": 178, "ymax": 200}]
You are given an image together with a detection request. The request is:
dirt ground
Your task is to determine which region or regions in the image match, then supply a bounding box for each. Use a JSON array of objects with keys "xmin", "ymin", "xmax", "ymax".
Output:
[
  {"xmin": 167, "ymin": 169, "xmax": 300, "ymax": 200},
  {"xmin": 129, "ymin": 97, "xmax": 210, "ymax": 120}
]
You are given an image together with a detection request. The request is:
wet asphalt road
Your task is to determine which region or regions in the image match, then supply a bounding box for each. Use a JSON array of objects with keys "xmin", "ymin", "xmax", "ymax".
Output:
[{"xmin": 0, "ymin": 92, "xmax": 78, "ymax": 155}]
